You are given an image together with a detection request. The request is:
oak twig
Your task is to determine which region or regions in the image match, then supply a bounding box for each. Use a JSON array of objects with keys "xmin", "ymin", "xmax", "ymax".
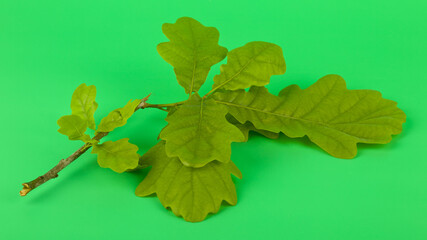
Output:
[
  {"xmin": 144, "ymin": 101, "xmax": 186, "ymax": 110},
  {"xmin": 20, "ymin": 132, "xmax": 108, "ymax": 196},
  {"xmin": 20, "ymin": 94, "xmax": 182, "ymax": 197}
]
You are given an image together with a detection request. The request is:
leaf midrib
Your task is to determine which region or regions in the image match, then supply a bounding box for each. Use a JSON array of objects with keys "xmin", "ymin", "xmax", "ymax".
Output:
[
  {"xmin": 212, "ymin": 44, "xmax": 274, "ymax": 91},
  {"xmin": 214, "ymin": 100, "xmax": 382, "ymax": 141},
  {"xmin": 195, "ymin": 97, "xmax": 205, "ymax": 144},
  {"xmin": 76, "ymin": 88, "xmax": 95, "ymax": 120},
  {"xmin": 189, "ymin": 22, "xmax": 197, "ymax": 94},
  {"xmin": 64, "ymin": 117, "xmax": 85, "ymax": 138}
]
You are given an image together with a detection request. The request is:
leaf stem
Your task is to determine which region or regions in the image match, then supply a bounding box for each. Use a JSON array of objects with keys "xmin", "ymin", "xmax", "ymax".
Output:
[
  {"xmin": 204, "ymin": 87, "xmax": 219, "ymax": 97},
  {"xmin": 144, "ymin": 100, "xmax": 186, "ymax": 110}
]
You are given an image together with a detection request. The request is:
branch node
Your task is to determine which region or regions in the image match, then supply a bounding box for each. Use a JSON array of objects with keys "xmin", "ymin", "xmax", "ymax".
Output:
[{"xmin": 138, "ymin": 93, "xmax": 152, "ymax": 109}]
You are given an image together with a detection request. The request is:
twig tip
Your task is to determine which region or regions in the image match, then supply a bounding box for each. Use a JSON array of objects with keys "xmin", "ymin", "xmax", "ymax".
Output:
[{"xmin": 20, "ymin": 184, "xmax": 31, "ymax": 197}]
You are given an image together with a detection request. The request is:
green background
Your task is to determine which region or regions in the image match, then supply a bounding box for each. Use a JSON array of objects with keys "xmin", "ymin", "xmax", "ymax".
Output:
[{"xmin": 1, "ymin": 0, "xmax": 426, "ymax": 239}]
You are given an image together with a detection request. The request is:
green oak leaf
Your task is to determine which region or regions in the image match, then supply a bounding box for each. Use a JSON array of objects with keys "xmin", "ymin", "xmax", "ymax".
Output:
[
  {"xmin": 160, "ymin": 94, "xmax": 245, "ymax": 167},
  {"xmin": 71, "ymin": 83, "xmax": 98, "ymax": 130},
  {"xmin": 96, "ymin": 99, "xmax": 141, "ymax": 133},
  {"xmin": 213, "ymin": 75, "xmax": 406, "ymax": 158},
  {"xmin": 157, "ymin": 106, "xmax": 178, "ymax": 140},
  {"xmin": 136, "ymin": 141, "xmax": 242, "ymax": 223},
  {"xmin": 158, "ymin": 17, "xmax": 228, "ymax": 94},
  {"xmin": 211, "ymin": 41, "xmax": 286, "ymax": 91},
  {"xmin": 57, "ymin": 115, "xmax": 91, "ymax": 142},
  {"xmin": 226, "ymin": 115, "xmax": 279, "ymax": 142},
  {"xmin": 165, "ymin": 105, "xmax": 178, "ymax": 116},
  {"xmin": 91, "ymin": 138, "xmax": 139, "ymax": 173}
]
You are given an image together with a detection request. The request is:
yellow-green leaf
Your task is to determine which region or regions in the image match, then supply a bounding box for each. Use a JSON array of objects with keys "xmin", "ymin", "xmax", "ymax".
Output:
[
  {"xmin": 211, "ymin": 41, "xmax": 286, "ymax": 91},
  {"xmin": 158, "ymin": 17, "xmax": 227, "ymax": 94},
  {"xmin": 160, "ymin": 94, "xmax": 245, "ymax": 167},
  {"xmin": 71, "ymin": 83, "xmax": 98, "ymax": 130},
  {"xmin": 214, "ymin": 75, "xmax": 406, "ymax": 158},
  {"xmin": 91, "ymin": 138, "xmax": 139, "ymax": 173},
  {"xmin": 136, "ymin": 141, "xmax": 241, "ymax": 223},
  {"xmin": 57, "ymin": 115, "xmax": 90, "ymax": 142},
  {"xmin": 96, "ymin": 99, "xmax": 141, "ymax": 133}
]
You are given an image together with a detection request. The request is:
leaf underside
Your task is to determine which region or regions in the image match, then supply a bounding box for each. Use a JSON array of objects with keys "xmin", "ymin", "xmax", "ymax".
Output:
[
  {"xmin": 71, "ymin": 83, "xmax": 98, "ymax": 130},
  {"xmin": 92, "ymin": 138, "xmax": 139, "ymax": 173},
  {"xmin": 158, "ymin": 17, "xmax": 228, "ymax": 94},
  {"xmin": 160, "ymin": 94, "xmax": 245, "ymax": 167},
  {"xmin": 214, "ymin": 74, "xmax": 406, "ymax": 158},
  {"xmin": 226, "ymin": 114, "xmax": 279, "ymax": 141},
  {"xmin": 212, "ymin": 41, "xmax": 286, "ymax": 91},
  {"xmin": 136, "ymin": 141, "xmax": 242, "ymax": 223}
]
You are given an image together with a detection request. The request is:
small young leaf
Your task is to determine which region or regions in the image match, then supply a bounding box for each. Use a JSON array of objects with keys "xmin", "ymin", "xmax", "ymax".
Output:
[
  {"xmin": 92, "ymin": 138, "xmax": 139, "ymax": 173},
  {"xmin": 158, "ymin": 17, "xmax": 228, "ymax": 94},
  {"xmin": 226, "ymin": 115, "xmax": 279, "ymax": 141},
  {"xmin": 57, "ymin": 115, "xmax": 91, "ymax": 142},
  {"xmin": 96, "ymin": 99, "xmax": 141, "ymax": 133},
  {"xmin": 214, "ymin": 75, "xmax": 406, "ymax": 158},
  {"xmin": 136, "ymin": 141, "xmax": 241, "ymax": 223},
  {"xmin": 211, "ymin": 41, "xmax": 286, "ymax": 91},
  {"xmin": 160, "ymin": 94, "xmax": 245, "ymax": 167},
  {"xmin": 71, "ymin": 83, "xmax": 98, "ymax": 130}
]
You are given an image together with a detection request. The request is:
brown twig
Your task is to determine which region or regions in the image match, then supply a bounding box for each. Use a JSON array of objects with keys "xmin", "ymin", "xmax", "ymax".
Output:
[
  {"xmin": 144, "ymin": 100, "xmax": 186, "ymax": 111},
  {"xmin": 20, "ymin": 94, "xmax": 186, "ymax": 196},
  {"xmin": 20, "ymin": 94, "xmax": 156, "ymax": 196},
  {"xmin": 20, "ymin": 132, "xmax": 108, "ymax": 196}
]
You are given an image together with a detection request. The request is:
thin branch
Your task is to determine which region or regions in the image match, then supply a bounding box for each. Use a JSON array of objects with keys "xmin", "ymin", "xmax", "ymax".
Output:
[
  {"xmin": 20, "ymin": 132, "xmax": 108, "ymax": 196},
  {"xmin": 144, "ymin": 100, "xmax": 186, "ymax": 110},
  {"xmin": 20, "ymin": 94, "xmax": 171, "ymax": 197}
]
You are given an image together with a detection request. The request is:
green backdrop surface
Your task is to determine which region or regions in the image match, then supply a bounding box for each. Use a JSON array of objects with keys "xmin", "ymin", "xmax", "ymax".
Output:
[{"xmin": 1, "ymin": 0, "xmax": 426, "ymax": 239}]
